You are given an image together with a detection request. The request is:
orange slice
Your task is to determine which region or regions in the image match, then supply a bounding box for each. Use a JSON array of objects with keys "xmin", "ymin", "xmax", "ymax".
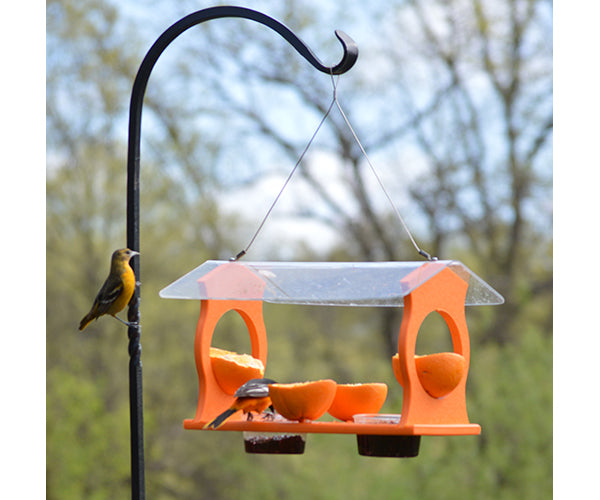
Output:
[
  {"xmin": 327, "ymin": 383, "xmax": 388, "ymax": 421},
  {"xmin": 210, "ymin": 347, "xmax": 265, "ymax": 395},
  {"xmin": 392, "ymin": 352, "xmax": 466, "ymax": 398},
  {"xmin": 415, "ymin": 352, "xmax": 465, "ymax": 398},
  {"xmin": 268, "ymin": 379, "xmax": 337, "ymax": 422}
]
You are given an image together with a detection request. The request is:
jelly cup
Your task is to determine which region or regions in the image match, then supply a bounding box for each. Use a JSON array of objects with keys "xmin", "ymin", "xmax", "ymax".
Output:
[
  {"xmin": 353, "ymin": 414, "xmax": 420, "ymax": 457},
  {"xmin": 242, "ymin": 415, "xmax": 306, "ymax": 454}
]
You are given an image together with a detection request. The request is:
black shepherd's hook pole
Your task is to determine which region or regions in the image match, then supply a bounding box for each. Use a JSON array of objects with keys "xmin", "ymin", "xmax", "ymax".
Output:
[{"xmin": 125, "ymin": 6, "xmax": 357, "ymax": 499}]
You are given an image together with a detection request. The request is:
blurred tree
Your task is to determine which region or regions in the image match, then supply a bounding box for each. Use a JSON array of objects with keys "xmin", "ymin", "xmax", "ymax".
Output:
[{"xmin": 47, "ymin": 0, "xmax": 551, "ymax": 498}]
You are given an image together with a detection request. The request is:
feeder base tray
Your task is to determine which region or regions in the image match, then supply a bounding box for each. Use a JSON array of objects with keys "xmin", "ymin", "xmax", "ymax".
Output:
[{"xmin": 185, "ymin": 418, "xmax": 480, "ymax": 436}]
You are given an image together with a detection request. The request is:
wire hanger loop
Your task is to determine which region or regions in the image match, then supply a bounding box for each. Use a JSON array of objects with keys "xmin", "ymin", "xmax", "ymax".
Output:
[{"xmin": 233, "ymin": 75, "xmax": 436, "ymax": 261}]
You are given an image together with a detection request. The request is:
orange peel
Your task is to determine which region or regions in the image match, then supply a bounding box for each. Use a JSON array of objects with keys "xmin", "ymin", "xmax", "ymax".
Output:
[
  {"xmin": 392, "ymin": 353, "xmax": 404, "ymax": 387},
  {"xmin": 268, "ymin": 379, "xmax": 337, "ymax": 421},
  {"xmin": 327, "ymin": 383, "xmax": 388, "ymax": 421}
]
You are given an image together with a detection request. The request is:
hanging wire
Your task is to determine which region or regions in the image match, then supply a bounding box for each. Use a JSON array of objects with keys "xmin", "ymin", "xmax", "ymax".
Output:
[
  {"xmin": 328, "ymin": 74, "xmax": 437, "ymax": 261},
  {"xmin": 230, "ymin": 92, "xmax": 338, "ymax": 261},
  {"xmin": 232, "ymin": 74, "xmax": 436, "ymax": 261}
]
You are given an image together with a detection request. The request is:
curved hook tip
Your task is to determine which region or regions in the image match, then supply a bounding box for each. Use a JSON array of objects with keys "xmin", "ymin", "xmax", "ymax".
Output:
[{"xmin": 332, "ymin": 30, "xmax": 359, "ymax": 74}]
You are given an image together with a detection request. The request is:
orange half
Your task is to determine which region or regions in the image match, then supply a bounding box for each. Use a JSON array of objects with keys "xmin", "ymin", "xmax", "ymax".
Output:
[
  {"xmin": 327, "ymin": 383, "xmax": 388, "ymax": 421},
  {"xmin": 210, "ymin": 347, "xmax": 265, "ymax": 395},
  {"xmin": 415, "ymin": 352, "xmax": 465, "ymax": 398},
  {"xmin": 268, "ymin": 380, "xmax": 337, "ymax": 422},
  {"xmin": 392, "ymin": 352, "xmax": 466, "ymax": 398}
]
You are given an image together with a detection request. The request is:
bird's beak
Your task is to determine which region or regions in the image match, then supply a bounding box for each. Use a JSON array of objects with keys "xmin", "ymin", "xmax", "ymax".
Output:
[{"xmin": 131, "ymin": 251, "xmax": 140, "ymax": 257}]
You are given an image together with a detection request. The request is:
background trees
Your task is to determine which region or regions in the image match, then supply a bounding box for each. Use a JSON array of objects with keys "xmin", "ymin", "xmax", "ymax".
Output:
[{"xmin": 47, "ymin": 0, "xmax": 552, "ymax": 498}]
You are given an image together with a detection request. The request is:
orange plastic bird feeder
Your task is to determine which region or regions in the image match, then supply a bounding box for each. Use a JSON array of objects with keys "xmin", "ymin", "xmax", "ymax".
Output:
[{"xmin": 160, "ymin": 260, "xmax": 503, "ymax": 453}]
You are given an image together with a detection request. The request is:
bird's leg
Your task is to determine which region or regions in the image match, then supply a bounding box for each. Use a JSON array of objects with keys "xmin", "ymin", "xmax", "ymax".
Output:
[
  {"xmin": 263, "ymin": 406, "xmax": 276, "ymax": 421},
  {"xmin": 111, "ymin": 315, "xmax": 139, "ymax": 328},
  {"xmin": 246, "ymin": 412, "xmax": 254, "ymax": 422}
]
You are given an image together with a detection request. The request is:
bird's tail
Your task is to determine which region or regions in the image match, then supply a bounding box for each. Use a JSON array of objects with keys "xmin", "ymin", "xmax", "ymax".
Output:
[
  {"xmin": 204, "ymin": 408, "xmax": 238, "ymax": 430},
  {"xmin": 79, "ymin": 313, "xmax": 95, "ymax": 331}
]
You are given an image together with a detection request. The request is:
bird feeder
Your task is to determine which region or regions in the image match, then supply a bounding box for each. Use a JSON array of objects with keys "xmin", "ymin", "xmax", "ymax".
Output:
[
  {"xmin": 160, "ymin": 259, "xmax": 503, "ymax": 456},
  {"xmin": 117, "ymin": 4, "xmax": 506, "ymax": 497}
]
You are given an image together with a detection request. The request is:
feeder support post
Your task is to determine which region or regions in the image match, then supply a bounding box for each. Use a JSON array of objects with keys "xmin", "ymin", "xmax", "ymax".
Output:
[{"xmin": 124, "ymin": 6, "xmax": 358, "ymax": 499}]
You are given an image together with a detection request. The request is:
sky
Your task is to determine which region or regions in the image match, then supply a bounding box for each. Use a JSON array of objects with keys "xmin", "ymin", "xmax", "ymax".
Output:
[{"xmin": 110, "ymin": 0, "xmax": 436, "ymax": 259}]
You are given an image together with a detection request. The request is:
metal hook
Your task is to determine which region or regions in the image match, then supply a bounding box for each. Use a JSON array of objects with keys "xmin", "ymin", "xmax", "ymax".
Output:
[{"xmin": 128, "ymin": 6, "xmax": 359, "ymax": 255}]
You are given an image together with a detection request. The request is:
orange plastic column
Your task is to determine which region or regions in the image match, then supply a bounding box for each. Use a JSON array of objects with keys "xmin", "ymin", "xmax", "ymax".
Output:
[
  {"xmin": 189, "ymin": 298, "xmax": 268, "ymax": 424},
  {"xmin": 397, "ymin": 267, "xmax": 471, "ymax": 426}
]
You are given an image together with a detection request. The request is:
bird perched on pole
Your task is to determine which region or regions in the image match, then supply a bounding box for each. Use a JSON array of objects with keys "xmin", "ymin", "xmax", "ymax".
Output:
[
  {"xmin": 79, "ymin": 248, "xmax": 139, "ymax": 331},
  {"xmin": 205, "ymin": 378, "xmax": 276, "ymax": 429}
]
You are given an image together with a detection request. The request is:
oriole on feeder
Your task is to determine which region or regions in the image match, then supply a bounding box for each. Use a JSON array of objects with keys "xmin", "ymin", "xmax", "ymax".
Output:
[
  {"xmin": 205, "ymin": 378, "xmax": 276, "ymax": 429},
  {"xmin": 79, "ymin": 248, "xmax": 139, "ymax": 331}
]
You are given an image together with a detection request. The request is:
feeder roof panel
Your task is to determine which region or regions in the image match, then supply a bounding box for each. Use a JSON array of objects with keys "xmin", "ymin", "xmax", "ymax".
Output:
[{"xmin": 159, "ymin": 260, "xmax": 504, "ymax": 307}]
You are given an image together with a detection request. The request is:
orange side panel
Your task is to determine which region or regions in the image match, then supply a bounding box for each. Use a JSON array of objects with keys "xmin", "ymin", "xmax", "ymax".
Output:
[
  {"xmin": 396, "ymin": 267, "xmax": 473, "ymax": 429},
  {"xmin": 186, "ymin": 299, "xmax": 268, "ymax": 425}
]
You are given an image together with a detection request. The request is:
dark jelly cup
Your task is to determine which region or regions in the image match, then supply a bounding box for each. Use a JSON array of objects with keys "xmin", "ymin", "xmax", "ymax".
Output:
[
  {"xmin": 353, "ymin": 413, "xmax": 420, "ymax": 457},
  {"xmin": 243, "ymin": 431, "xmax": 306, "ymax": 454}
]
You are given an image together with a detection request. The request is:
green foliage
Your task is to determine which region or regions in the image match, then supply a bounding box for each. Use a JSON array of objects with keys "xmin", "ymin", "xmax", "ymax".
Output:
[{"xmin": 46, "ymin": 368, "xmax": 130, "ymax": 499}]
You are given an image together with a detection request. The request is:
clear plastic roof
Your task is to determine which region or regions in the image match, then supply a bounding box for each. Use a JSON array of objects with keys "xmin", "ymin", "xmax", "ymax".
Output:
[{"xmin": 159, "ymin": 260, "xmax": 504, "ymax": 307}]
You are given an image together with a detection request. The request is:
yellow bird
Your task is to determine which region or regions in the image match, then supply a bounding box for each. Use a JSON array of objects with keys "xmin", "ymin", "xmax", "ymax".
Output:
[{"xmin": 79, "ymin": 248, "xmax": 139, "ymax": 331}]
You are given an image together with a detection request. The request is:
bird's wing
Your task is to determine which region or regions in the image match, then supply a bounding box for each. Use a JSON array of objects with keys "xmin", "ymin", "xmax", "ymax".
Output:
[
  {"xmin": 234, "ymin": 378, "xmax": 276, "ymax": 398},
  {"xmin": 93, "ymin": 276, "xmax": 124, "ymax": 315}
]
